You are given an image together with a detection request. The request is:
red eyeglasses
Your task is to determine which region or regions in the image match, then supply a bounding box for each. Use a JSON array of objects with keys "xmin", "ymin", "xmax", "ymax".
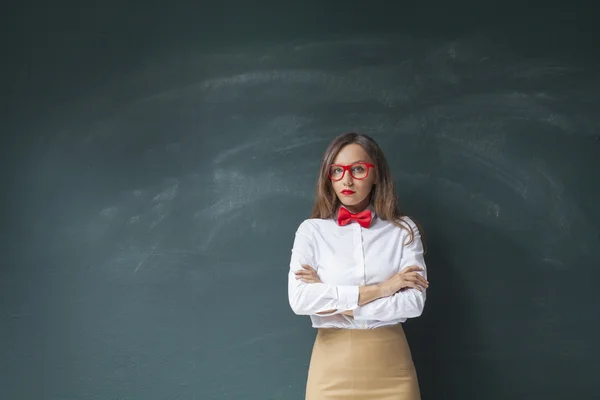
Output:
[{"xmin": 328, "ymin": 162, "xmax": 375, "ymax": 181}]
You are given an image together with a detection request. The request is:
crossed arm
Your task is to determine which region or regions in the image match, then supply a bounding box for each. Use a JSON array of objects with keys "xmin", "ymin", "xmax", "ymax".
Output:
[
  {"xmin": 294, "ymin": 265, "xmax": 384, "ymax": 316},
  {"xmin": 288, "ymin": 224, "xmax": 428, "ymax": 321}
]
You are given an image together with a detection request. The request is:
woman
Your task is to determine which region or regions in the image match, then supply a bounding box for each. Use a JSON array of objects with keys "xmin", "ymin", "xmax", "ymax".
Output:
[{"xmin": 288, "ymin": 132, "xmax": 429, "ymax": 400}]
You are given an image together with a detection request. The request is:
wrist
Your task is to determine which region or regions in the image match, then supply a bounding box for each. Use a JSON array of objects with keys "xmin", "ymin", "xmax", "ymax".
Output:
[
  {"xmin": 376, "ymin": 283, "xmax": 389, "ymax": 298},
  {"xmin": 358, "ymin": 284, "xmax": 381, "ymax": 306}
]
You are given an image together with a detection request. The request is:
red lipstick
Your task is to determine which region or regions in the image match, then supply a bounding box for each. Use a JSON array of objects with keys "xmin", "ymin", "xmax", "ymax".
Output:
[{"xmin": 341, "ymin": 190, "xmax": 355, "ymax": 195}]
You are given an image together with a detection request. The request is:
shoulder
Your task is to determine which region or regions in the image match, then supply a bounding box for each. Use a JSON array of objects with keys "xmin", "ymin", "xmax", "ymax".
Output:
[
  {"xmin": 396, "ymin": 215, "xmax": 425, "ymax": 249},
  {"xmin": 380, "ymin": 215, "xmax": 422, "ymax": 242},
  {"xmin": 379, "ymin": 215, "xmax": 418, "ymax": 232},
  {"xmin": 398, "ymin": 215, "xmax": 419, "ymax": 231},
  {"xmin": 295, "ymin": 218, "xmax": 334, "ymax": 237}
]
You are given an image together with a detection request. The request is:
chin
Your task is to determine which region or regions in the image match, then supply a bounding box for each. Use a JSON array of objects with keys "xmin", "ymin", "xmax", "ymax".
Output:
[{"xmin": 338, "ymin": 196, "xmax": 367, "ymax": 208}]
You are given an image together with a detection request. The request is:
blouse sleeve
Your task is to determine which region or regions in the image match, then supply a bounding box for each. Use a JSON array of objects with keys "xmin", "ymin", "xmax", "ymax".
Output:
[
  {"xmin": 353, "ymin": 218, "xmax": 427, "ymax": 321},
  {"xmin": 288, "ymin": 222, "xmax": 360, "ymax": 317}
]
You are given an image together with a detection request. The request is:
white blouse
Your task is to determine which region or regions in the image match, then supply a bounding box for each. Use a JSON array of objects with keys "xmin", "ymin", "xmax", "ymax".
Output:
[{"xmin": 287, "ymin": 207, "xmax": 427, "ymax": 329}]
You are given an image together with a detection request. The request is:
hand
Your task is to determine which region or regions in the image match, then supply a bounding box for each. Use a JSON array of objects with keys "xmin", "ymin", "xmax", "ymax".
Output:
[
  {"xmin": 294, "ymin": 264, "xmax": 322, "ymax": 284},
  {"xmin": 380, "ymin": 266, "xmax": 428, "ymax": 297}
]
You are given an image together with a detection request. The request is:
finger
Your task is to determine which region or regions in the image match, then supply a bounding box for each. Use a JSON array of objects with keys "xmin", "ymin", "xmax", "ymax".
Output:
[
  {"xmin": 401, "ymin": 266, "xmax": 423, "ymax": 273},
  {"xmin": 408, "ymin": 272, "xmax": 429, "ymax": 284},
  {"xmin": 415, "ymin": 274, "xmax": 429, "ymax": 286},
  {"xmin": 408, "ymin": 282, "xmax": 423, "ymax": 292},
  {"xmin": 415, "ymin": 279, "xmax": 428, "ymax": 289},
  {"xmin": 301, "ymin": 264, "xmax": 315, "ymax": 271},
  {"xmin": 408, "ymin": 272, "xmax": 427, "ymax": 283},
  {"xmin": 299, "ymin": 273, "xmax": 317, "ymax": 280},
  {"xmin": 410, "ymin": 277, "xmax": 428, "ymax": 289},
  {"xmin": 403, "ymin": 282, "xmax": 419, "ymax": 291},
  {"xmin": 297, "ymin": 270, "xmax": 315, "ymax": 277}
]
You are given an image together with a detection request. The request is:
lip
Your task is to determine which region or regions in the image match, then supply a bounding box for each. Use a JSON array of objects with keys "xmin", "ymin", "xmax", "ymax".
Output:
[{"xmin": 341, "ymin": 190, "xmax": 355, "ymax": 195}]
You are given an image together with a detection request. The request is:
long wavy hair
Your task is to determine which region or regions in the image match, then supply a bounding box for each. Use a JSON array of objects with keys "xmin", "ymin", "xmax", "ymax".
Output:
[{"xmin": 310, "ymin": 132, "xmax": 420, "ymax": 246}]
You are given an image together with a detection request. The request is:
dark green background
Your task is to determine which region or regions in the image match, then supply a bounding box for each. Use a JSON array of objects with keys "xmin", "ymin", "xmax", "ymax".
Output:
[{"xmin": 3, "ymin": 1, "xmax": 599, "ymax": 399}]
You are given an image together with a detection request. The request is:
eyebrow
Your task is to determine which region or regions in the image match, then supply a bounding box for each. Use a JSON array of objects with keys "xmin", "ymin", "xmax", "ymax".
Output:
[{"xmin": 332, "ymin": 159, "xmax": 369, "ymax": 164}]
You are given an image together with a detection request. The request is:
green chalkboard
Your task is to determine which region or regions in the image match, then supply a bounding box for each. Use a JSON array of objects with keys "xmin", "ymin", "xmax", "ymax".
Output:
[{"xmin": 2, "ymin": 2, "xmax": 599, "ymax": 399}]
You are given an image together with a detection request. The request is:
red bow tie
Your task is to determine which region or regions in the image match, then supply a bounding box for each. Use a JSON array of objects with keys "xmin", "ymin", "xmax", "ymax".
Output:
[{"xmin": 337, "ymin": 207, "xmax": 372, "ymax": 228}]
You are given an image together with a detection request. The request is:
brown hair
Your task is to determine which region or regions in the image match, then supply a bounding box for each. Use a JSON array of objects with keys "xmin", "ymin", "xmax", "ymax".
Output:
[{"xmin": 310, "ymin": 132, "xmax": 421, "ymax": 246}]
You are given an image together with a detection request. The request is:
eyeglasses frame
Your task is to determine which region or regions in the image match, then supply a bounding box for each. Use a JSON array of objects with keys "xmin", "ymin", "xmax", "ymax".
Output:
[{"xmin": 328, "ymin": 162, "xmax": 376, "ymax": 181}]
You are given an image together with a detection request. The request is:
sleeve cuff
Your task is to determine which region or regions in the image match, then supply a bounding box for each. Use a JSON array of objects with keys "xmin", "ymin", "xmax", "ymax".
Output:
[{"xmin": 337, "ymin": 285, "xmax": 360, "ymax": 311}]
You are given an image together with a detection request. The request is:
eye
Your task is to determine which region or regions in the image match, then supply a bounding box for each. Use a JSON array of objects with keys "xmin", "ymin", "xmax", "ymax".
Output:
[
  {"xmin": 330, "ymin": 166, "xmax": 344, "ymax": 176},
  {"xmin": 351, "ymin": 165, "xmax": 366, "ymax": 173}
]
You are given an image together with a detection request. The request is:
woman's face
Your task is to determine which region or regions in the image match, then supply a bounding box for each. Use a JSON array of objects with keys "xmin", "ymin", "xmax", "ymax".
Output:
[{"xmin": 330, "ymin": 143, "xmax": 377, "ymax": 213}]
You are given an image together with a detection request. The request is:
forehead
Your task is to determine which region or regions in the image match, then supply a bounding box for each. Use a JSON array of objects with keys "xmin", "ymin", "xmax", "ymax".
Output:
[{"xmin": 332, "ymin": 143, "xmax": 371, "ymax": 164}]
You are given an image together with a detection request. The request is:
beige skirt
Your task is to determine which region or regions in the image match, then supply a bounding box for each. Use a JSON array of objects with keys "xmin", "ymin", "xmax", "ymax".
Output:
[{"xmin": 305, "ymin": 324, "xmax": 421, "ymax": 400}]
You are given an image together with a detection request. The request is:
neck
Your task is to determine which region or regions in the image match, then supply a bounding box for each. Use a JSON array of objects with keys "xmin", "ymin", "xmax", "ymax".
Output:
[{"xmin": 342, "ymin": 198, "xmax": 371, "ymax": 214}]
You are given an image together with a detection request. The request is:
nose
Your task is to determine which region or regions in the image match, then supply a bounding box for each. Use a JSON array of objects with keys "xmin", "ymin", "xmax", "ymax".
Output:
[{"xmin": 341, "ymin": 170, "xmax": 354, "ymax": 186}]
